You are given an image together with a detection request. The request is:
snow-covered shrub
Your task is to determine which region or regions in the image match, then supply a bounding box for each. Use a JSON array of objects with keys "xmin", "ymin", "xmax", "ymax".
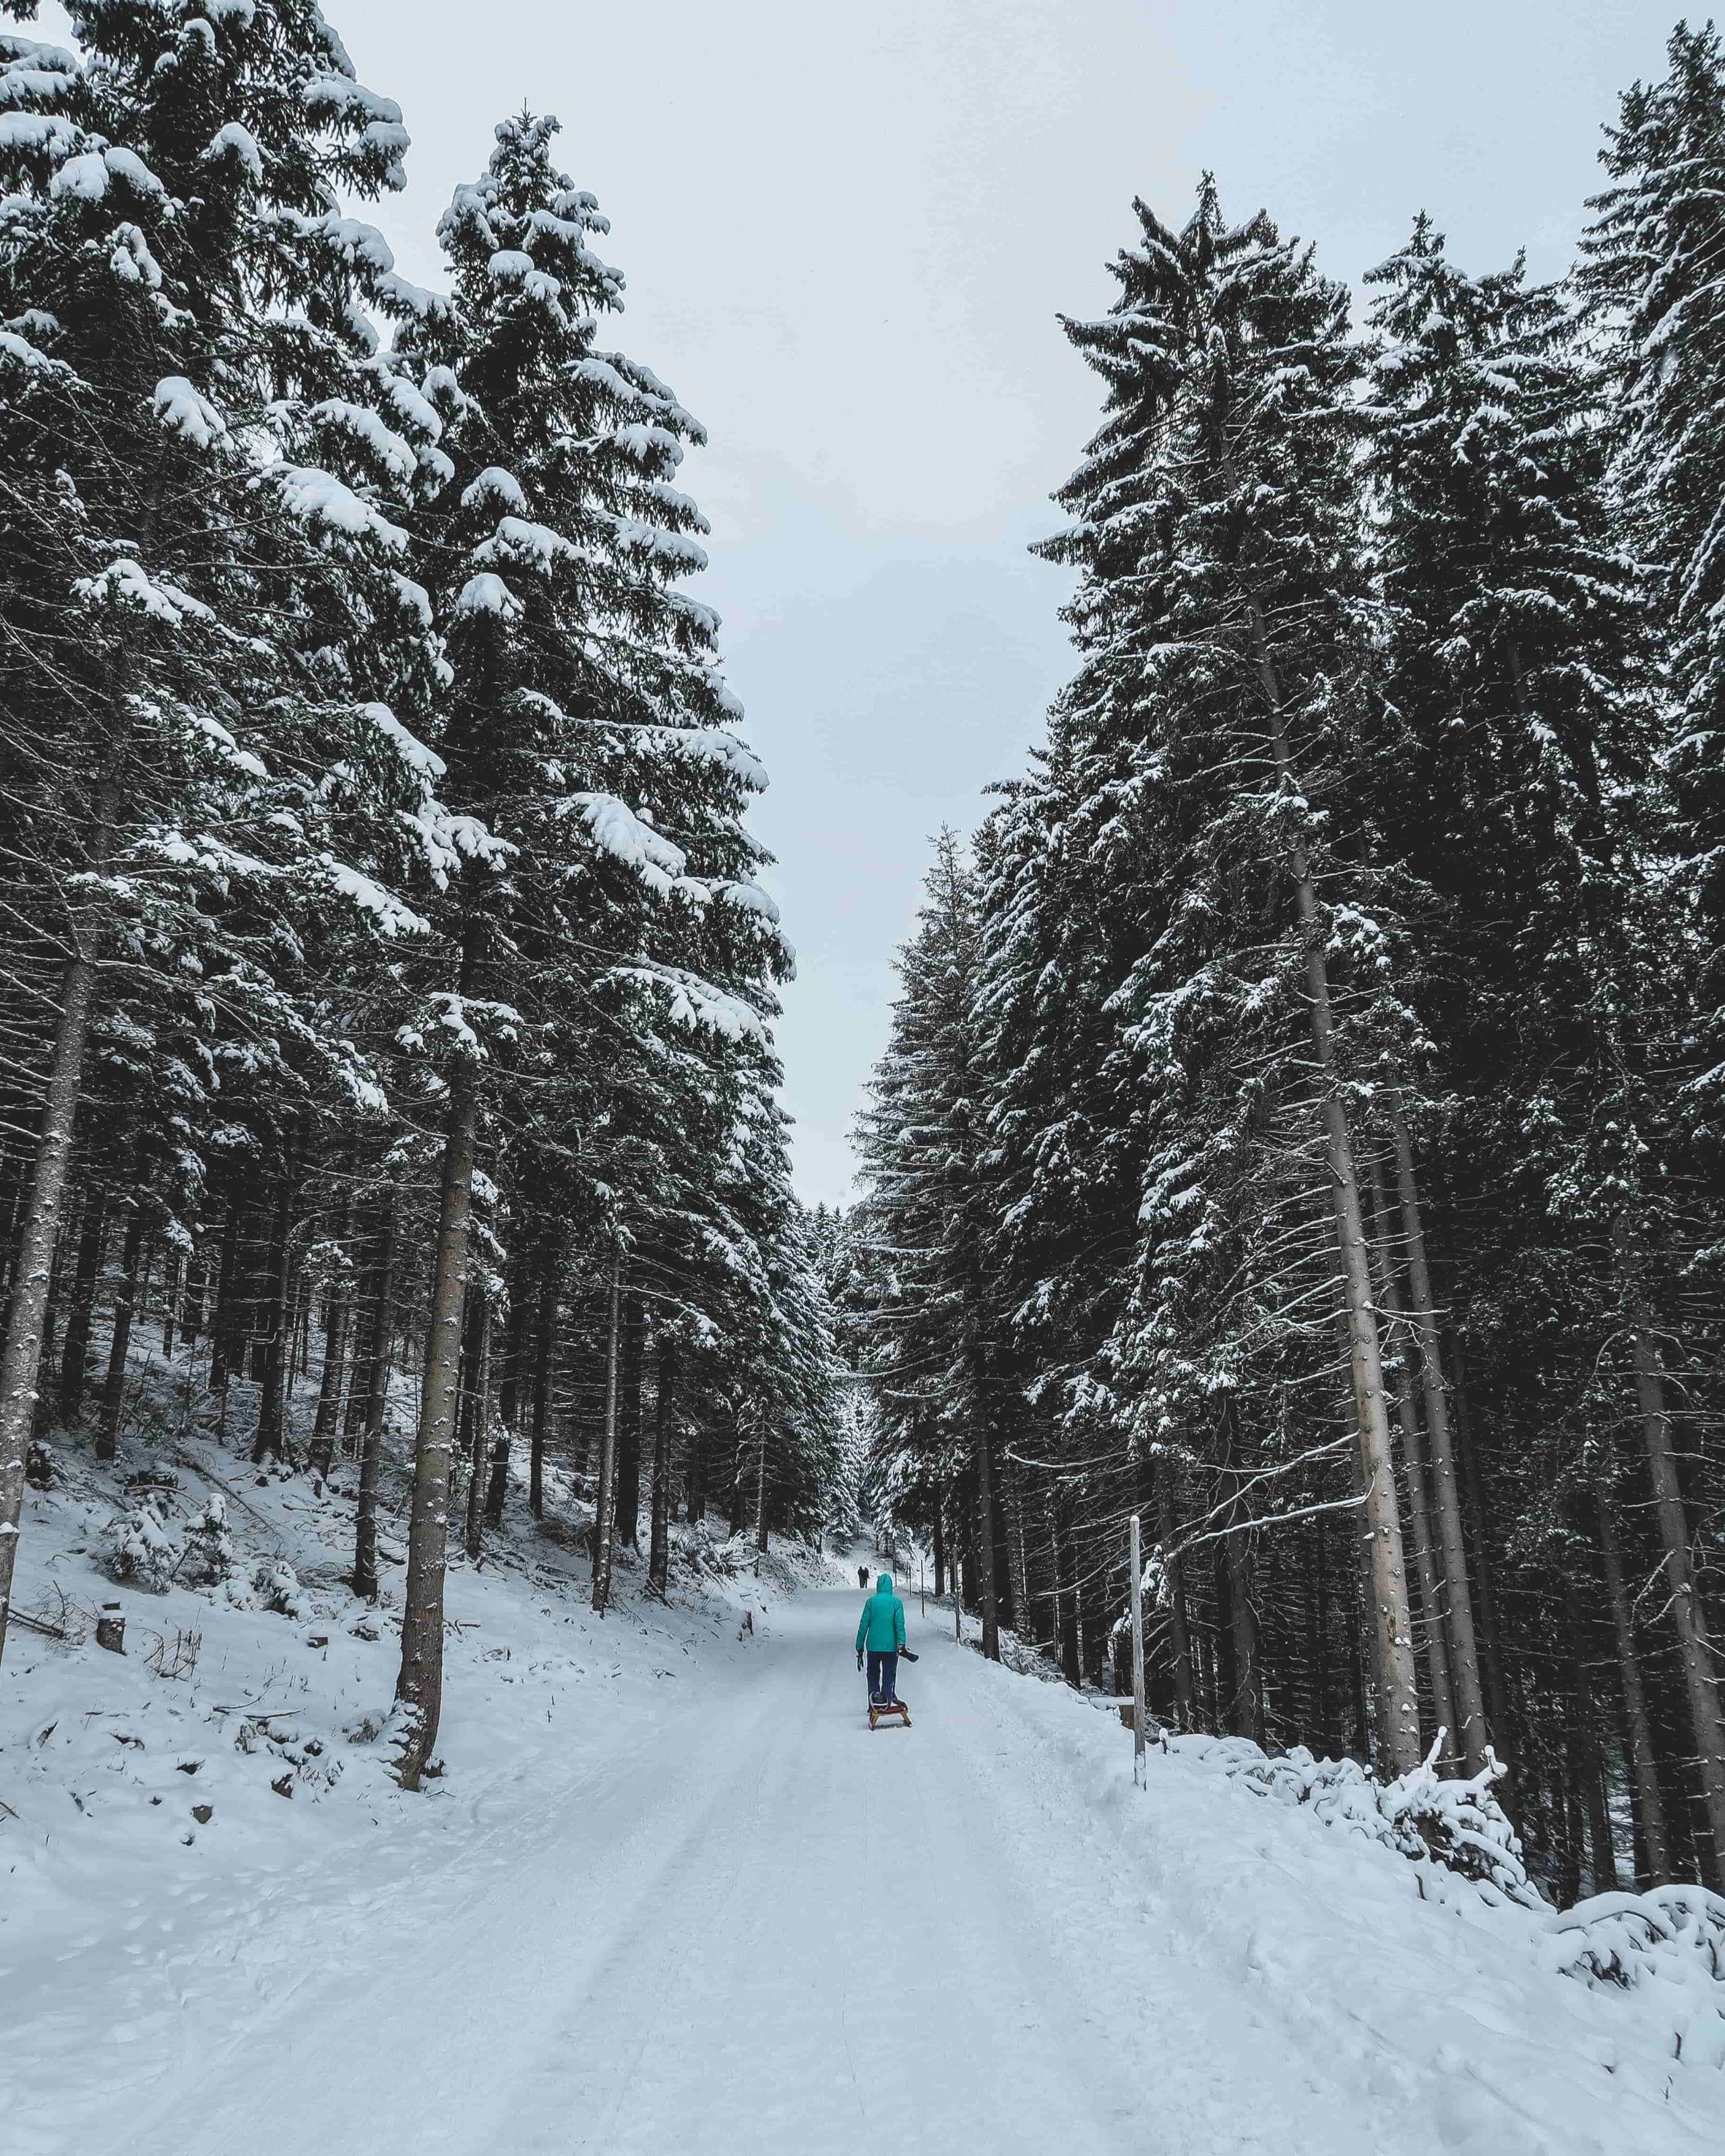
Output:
[
  {"xmin": 223, "ymin": 1557, "xmax": 307, "ymax": 1619},
  {"xmin": 179, "ymin": 1492, "xmax": 235, "ymax": 1587},
  {"xmin": 1185, "ymin": 1732, "xmax": 1531, "ymax": 1900},
  {"xmin": 1379, "ymin": 1745, "xmax": 1528, "ymax": 1897},
  {"xmin": 102, "ymin": 1492, "xmax": 180, "ymax": 1592},
  {"xmin": 1546, "ymin": 1886, "xmax": 1725, "ymax": 2066},
  {"xmin": 252, "ymin": 1559, "xmax": 307, "ymax": 1618}
]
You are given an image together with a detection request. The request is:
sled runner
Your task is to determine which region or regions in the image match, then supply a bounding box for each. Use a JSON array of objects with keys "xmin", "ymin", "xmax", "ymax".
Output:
[{"xmin": 868, "ymin": 1698, "xmax": 911, "ymax": 1730}]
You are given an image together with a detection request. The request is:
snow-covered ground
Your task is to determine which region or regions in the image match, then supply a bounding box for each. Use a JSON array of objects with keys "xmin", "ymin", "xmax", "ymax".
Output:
[{"xmin": 4, "ymin": 1458, "xmax": 1723, "ymax": 2155}]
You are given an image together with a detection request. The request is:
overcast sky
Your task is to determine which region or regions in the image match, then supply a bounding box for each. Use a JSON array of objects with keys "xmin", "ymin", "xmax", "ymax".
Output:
[{"xmin": 59, "ymin": 0, "xmax": 1689, "ymax": 1200}]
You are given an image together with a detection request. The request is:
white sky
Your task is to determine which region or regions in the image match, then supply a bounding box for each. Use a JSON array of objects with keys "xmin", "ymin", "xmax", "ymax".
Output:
[{"xmin": 46, "ymin": 1, "xmax": 1689, "ymax": 1201}]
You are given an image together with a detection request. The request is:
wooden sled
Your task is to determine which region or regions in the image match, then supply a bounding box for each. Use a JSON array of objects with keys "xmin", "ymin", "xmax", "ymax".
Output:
[{"xmin": 868, "ymin": 1699, "xmax": 911, "ymax": 1730}]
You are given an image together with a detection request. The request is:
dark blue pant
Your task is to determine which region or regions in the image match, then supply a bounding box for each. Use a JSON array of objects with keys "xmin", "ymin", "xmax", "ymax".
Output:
[{"xmin": 867, "ymin": 1649, "xmax": 900, "ymax": 1703}]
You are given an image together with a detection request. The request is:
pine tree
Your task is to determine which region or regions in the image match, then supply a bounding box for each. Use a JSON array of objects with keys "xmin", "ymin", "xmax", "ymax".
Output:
[
  {"xmin": 855, "ymin": 830, "xmax": 1009, "ymax": 1659},
  {"xmin": 387, "ymin": 113, "xmax": 788, "ymax": 1777},
  {"xmin": 1582, "ymin": 24, "xmax": 1725, "ymax": 1133},
  {"xmin": 0, "ymin": 3, "xmax": 444, "ymax": 1659},
  {"xmin": 1367, "ymin": 213, "xmax": 1725, "ymax": 1871},
  {"xmin": 1018, "ymin": 181, "xmax": 1424, "ymax": 1767}
]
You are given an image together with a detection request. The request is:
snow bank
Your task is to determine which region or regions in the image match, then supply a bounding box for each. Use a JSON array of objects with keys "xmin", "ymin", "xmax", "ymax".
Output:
[
  {"xmin": 964, "ymin": 1660, "xmax": 1725, "ymax": 2151},
  {"xmin": 1177, "ymin": 1722, "xmax": 1725, "ymax": 2068}
]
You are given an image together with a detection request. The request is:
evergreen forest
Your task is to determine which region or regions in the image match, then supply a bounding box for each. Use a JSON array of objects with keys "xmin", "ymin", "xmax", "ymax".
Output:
[
  {"xmin": 3, "ymin": 0, "xmax": 1725, "ymax": 1952},
  {"xmin": 848, "ymin": 24, "xmax": 1725, "ymax": 1902}
]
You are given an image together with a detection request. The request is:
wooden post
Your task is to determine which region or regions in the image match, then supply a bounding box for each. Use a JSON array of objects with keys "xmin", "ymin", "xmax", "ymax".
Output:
[{"xmin": 1130, "ymin": 1513, "xmax": 1148, "ymax": 1789}]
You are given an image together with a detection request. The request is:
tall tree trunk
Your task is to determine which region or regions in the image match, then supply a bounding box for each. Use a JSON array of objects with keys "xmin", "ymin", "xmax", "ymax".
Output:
[
  {"xmin": 160, "ymin": 1248, "xmax": 179, "ymax": 1358},
  {"xmin": 486, "ymin": 1243, "xmax": 528, "ymax": 1527},
  {"xmin": 647, "ymin": 1340, "xmax": 675, "ymax": 1597},
  {"xmin": 1079, "ymin": 1544, "xmax": 1108, "ymax": 1688},
  {"xmin": 292, "ymin": 1268, "xmax": 311, "ymax": 1383},
  {"xmin": 753, "ymin": 1402, "xmax": 769, "ymax": 1556},
  {"xmin": 590, "ymin": 1259, "xmax": 622, "ymax": 1614},
  {"xmin": 1224, "ymin": 1529, "xmax": 1263, "ymax": 1742},
  {"xmin": 340, "ymin": 1225, "xmax": 379, "ymax": 1465},
  {"xmin": 207, "ymin": 1203, "xmax": 241, "ymax": 1434},
  {"xmin": 727, "ymin": 1425, "xmax": 746, "ymax": 1540},
  {"xmin": 1214, "ymin": 1533, "xmax": 1240, "ymax": 1727},
  {"xmin": 0, "ymin": 1139, "xmax": 24, "ymax": 1304},
  {"xmin": 1307, "ymin": 1519, "xmax": 1334, "ymax": 1754},
  {"xmin": 684, "ymin": 1400, "xmax": 705, "ymax": 1525},
  {"xmin": 1309, "ymin": 1020, "xmax": 1420, "ymax": 1773},
  {"xmin": 28, "ymin": 1221, "xmax": 72, "ymax": 1443},
  {"xmin": 352, "ymin": 1193, "xmax": 398, "ymax": 1603},
  {"xmin": 970, "ymin": 1374, "xmax": 1001, "ymax": 1661},
  {"xmin": 1347, "ymin": 1589, "xmax": 1370, "ymax": 1762},
  {"xmin": 251, "ymin": 1136, "xmax": 299, "ymax": 1465},
  {"xmin": 57, "ymin": 1185, "xmax": 107, "ymax": 1426},
  {"xmin": 528, "ymin": 1242, "xmax": 555, "ymax": 1521},
  {"xmin": 1217, "ymin": 1405, "xmax": 1265, "ymax": 1743},
  {"xmin": 615, "ymin": 1288, "xmax": 644, "ymax": 1550},
  {"xmin": 1617, "ymin": 1222, "xmax": 1725, "ymax": 1881},
  {"xmin": 179, "ymin": 1242, "xmax": 208, "ymax": 1350},
  {"xmin": 1446, "ymin": 1357, "xmax": 1512, "ymax": 1757},
  {"xmin": 1154, "ymin": 1456, "xmax": 1197, "ymax": 1729},
  {"xmin": 1563, "ymin": 1571, "xmax": 1620, "ymax": 1895},
  {"xmin": 307, "ymin": 1173, "xmax": 354, "ymax": 1482},
  {"xmin": 1342, "ymin": 1374, "xmax": 1387, "ymax": 1771},
  {"xmin": 396, "ymin": 1069, "xmax": 478, "ymax": 1787},
  {"xmin": 0, "ymin": 680, "xmax": 135, "ymax": 1659},
  {"xmin": 958, "ymin": 1476, "xmax": 978, "ymax": 1611},
  {"xmin": 455, "ymin": 1280, "xmax": 482, "ymax": 1525},
  {"xmin": 496, "ymin": 1240, "xmax": 529, "ymax": 1441},
  {"xmin": 991, "ymin": 1466, "xmax": 1015, "ymax": 1637},
  {"xmin": 463, "ymin": 1294, "xmax": 493, "ymax": 1561},
  {"xmin": 1251, "ymin": 601, "xmax": 1420, "ymax": 1773},
  {"xmin": 1009, "ymin": 1480, "xmax": 1031, "ymax": 1643},
  {"xmin": 94, "ymin": 1205, "xmax": 146, "ymax": 1461},
  {"xmin": 932, "ymin": 1507, "xmax": 946, "ymax": 1600},
  {"xmin": 1593, "ymin": 1479, "xmax": 1671, "ymax": 1884},
  {"xmin": 484, "ymin": 1394, "xmax": 510, "ymax": 1526},
  {"xmin": 1053, "ymin": 1496, "xmax": 1081, "ymax": 1686},
  {"xmin": 1369, "ymin": 1155, "xmax": 1459, "ymax": 1761},
  {"xmin": 1389, "ymin": 1114, "xmax": 1488, "ymax": 1774}
]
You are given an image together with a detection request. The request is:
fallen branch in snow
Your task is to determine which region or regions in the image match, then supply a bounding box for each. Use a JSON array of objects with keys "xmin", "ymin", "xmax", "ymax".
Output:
[
  {"xmin": 1180, "ymin": 1729, "xmax": 1530, "ymax": 1899},
  {"xmin": 10, "ymin": 1584, "xmax": 91, "ymax": 1645}
]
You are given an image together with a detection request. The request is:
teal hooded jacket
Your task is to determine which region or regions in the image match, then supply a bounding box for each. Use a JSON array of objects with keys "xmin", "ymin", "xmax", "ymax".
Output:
[{"xmin": 856, "ymin": 1575, "xmax": 906, "ymax": 1653}]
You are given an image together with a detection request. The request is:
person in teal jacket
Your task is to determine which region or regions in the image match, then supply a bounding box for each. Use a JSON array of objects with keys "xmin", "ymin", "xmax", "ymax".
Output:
[{"xmin": 855, "ymin": 1572, "xmax": 907, "ymax": 1704}]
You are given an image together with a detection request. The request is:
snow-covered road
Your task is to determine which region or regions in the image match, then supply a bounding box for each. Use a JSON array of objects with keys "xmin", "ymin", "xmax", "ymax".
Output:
[
  {"xmin": 43, "ymin": 1584, "xmax": 1385, "ymax": 2156},
  {"xmin": 12, "ymin": 1574, "xmax": 1721, "ymax": 2156}
]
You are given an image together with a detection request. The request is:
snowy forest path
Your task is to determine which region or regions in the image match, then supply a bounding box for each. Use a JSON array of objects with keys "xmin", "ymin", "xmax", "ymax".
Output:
[{"xmin": 53, "ymin": 1585, "xmax": 1405, "ymax": 2156}]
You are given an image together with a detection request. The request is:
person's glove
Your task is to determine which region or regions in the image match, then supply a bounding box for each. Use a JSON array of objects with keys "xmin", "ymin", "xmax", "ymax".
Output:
[{"xmin": 856, "ymin": 1651, "xmax": 864, "ymax": 1671}]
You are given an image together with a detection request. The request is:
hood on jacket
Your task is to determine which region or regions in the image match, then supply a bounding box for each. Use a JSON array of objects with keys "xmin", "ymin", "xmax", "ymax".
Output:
[{"xmin": 877, "ymin": 1575, "xmax": 893, "ymax": 1597}]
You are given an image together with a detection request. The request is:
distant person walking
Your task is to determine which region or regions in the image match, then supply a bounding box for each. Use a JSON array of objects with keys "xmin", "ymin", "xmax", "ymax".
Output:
[
  {"xmin": 855, "ymin": 1571, "xmax": 907, "ymax": 1704},
  {"xmin": 858, "ymin": 1564, "xmax": 870, "ymax": 1590}
]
